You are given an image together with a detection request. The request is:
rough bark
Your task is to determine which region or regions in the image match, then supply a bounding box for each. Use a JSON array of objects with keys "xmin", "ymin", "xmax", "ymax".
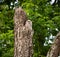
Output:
[
  {"xmin": 14, "ymin": 7, "xmax": 34, "ymax": 57},
  {"xmin": 46, "ymin": 32, "xmax": 60, "ymax": 57}
]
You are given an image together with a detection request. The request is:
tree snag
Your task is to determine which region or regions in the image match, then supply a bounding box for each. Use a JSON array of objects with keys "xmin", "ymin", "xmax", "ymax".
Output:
[
  {"xmin": 47, "ymin": 32, "xmax": 60, "ymax": 57},
  {"xmin": 14, "ymin": 7, "xmax": 34, "ymax": 57}
]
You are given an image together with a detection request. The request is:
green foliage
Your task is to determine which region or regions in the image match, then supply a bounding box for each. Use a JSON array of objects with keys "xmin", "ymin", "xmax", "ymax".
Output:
[
  {"xmin": 0, "ymin": 9, "xmax": 14, "ymax": 33},
  {"xmin": 0, "ymin": 30, "xmax": 14, "ymax": 57},
  {"xmin": 0, "ymin": 0, "xmax": 60, "ymax": 57}
]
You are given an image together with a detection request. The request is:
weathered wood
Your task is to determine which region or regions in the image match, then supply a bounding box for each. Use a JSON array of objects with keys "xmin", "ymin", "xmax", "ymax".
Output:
[
  {"xmin": 14, "ymin": 7, "xmax": 34, "ymax": 57},
  {"xmin": 46, "ymin": 32, "xmax": 60, "ymax": 57}
]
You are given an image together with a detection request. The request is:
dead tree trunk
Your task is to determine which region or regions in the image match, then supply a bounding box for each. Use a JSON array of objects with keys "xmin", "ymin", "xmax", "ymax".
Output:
[
  {"xmin": 46, "ymin": 32, "xmax": 60, "ymax": 57},
  {"xmin": 14, "ymin": 7, "xmax": 34, "ymax": 57}
]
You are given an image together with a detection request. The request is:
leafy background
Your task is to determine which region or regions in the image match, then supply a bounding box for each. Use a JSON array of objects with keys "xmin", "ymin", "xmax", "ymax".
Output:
[{"xmin": 0, "ymin": 0, "xmax": 60, "ymax": 57}]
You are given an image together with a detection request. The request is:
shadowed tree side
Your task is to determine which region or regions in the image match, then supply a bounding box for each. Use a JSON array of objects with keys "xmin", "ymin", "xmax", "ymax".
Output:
[
  {"xmin": 14, "ymin": 7, "xmax": 34, "ymax": 57},
  {"xmin": 47, "ymin": 32, "xmax": 60, "ymax": 57}
]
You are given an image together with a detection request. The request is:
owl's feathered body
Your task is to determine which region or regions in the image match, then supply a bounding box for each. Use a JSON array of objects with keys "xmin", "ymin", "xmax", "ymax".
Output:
[{"xmin": 14, "ymin": 7, "xmax": 33, "ymax": 57}]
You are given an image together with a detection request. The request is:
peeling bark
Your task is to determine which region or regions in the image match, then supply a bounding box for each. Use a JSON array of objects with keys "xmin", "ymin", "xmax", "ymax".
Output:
[
  {"xmin": 47, "ymin": 32, "xmax": 60, "ymax": 57},
  {"xmin": 14, "ymin": 7, "xmax": 34, "ymax": 57}
]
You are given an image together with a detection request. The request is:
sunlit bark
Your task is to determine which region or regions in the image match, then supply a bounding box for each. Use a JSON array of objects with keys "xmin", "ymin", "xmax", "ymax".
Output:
[{"xmin": 47, "ymin": 32, "xmax": 60, "ymax": 57}]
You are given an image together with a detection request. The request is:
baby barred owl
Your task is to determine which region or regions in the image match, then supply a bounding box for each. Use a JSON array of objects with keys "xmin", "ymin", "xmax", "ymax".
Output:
[
  {"xmin": 14, "ymin": 7, "xmax": 27, "ymax": 25},
  {"xmin": 25, "ymin": 20, "xmax": 32, "ymax": 30}
]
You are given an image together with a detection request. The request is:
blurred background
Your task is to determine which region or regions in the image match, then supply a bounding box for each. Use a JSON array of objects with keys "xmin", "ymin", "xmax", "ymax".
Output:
[{"xmin": 0, "ymin": 0, "xmax": 60, "ymax": 57}]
